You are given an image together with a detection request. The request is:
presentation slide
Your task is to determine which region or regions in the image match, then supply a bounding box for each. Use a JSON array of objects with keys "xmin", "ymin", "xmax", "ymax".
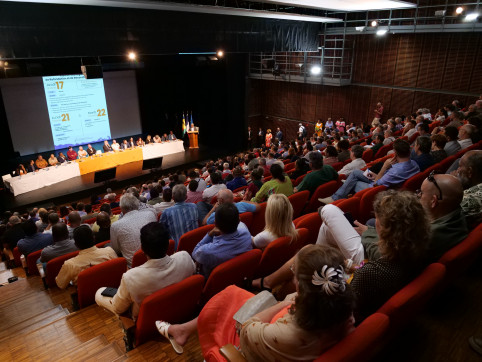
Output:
[{"xmin": 42, "ymin": 74, "xmax": 111, "ymax": 149}]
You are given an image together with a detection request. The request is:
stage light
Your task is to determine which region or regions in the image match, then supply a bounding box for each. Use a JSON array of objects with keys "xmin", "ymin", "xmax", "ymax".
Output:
[
  {"xmin": 217, "ymin": 50, "xmax": 224, "ymax": 57},
  {"xmin": 4, "ymin": 61, "xmax": 8, "ymax": 66},
  {"xmin": 371, "ymin": 20, "xmax": 378, "ymax": 27},
  {"xmin": 310, "ymin": 66, "xmax": 322, "ymax": 75},
  {"xmin": 128, "ymin": 52, "xmax": 137, "ymax": 60},
  {"xmin": 376, "ymin": 29, "xmax": 388, "ymax": 36},
  {"xmin": 455, "ymin": 7, "xmax": 464, "ymax": 15},
  {"xmin": 465, "ymin": 12, "xmax": 479, "ymax": 21}
]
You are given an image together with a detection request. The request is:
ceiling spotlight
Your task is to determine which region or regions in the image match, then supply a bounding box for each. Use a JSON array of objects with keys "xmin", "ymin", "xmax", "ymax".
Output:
[
  {"xmin": 376, "ymin": 29, "xmax": 388, "ymax": 36},
  {"xmin": 371, "ymin": 20, "xmax": 378, "ymax": 27},
  {"xmin": 310, "ymin": 66, "xmax": 322, "ymax": 75},
  {"xmin": 216, "ymin": 50, "xmax": 224, "ymax": 58},
  {"xmin": 4, "ymin": 61, "xmax": 8, "ymax": 66},
  {"xmin": 465, "ymin": 12, "xmax": 479, "ymax": 21},
  {"xmin": 455, "ymin": 7, "xmax": 464, "ymax": 15},
  {"xmin": 128, "ymin": 52, "xmax": 136, "ymax": 60}
]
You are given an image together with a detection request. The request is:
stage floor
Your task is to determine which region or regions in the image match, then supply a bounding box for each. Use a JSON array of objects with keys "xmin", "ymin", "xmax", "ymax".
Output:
[{"xmin": 0, "ymin": 146, "xmax": 225, "ymax": 212}]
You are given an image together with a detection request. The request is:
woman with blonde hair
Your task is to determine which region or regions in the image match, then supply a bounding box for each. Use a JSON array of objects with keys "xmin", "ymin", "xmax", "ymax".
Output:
[
  {"xmin": 265, "ymin": 129, "xmax": 273, "ymax": 148},
  {"xmin": 252, "ymin": 194, "xmax": 298, "ymax": 249}
]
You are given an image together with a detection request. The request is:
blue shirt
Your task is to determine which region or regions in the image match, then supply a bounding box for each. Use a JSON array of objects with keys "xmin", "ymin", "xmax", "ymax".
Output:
[
  {"xmin": 377, "ymin": 160, "xmax": 420, "ymax": 188},
  {"xmin": 159, "ymin": 202, "xmax": 199, "ymax": 248},
  {"xmin": 206, "ymin": 202, "xmax": 257, "ymax": 225},
  {"xmin": 192, "ymin": 222, "xmax": 252, "ymax": 277},
  {"xmin": 17, "ymin": 233, "xmax": 53, "ymax": 256},
  {"xmin": 226, "ymin": 177, "xmax": 248, "ymax": 192},
  {"xmin": 411, "ymin": 153, "xmax": 434, "ymax": 172}
]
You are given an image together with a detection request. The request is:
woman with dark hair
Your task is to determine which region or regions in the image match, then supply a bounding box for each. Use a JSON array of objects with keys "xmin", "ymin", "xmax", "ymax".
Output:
[
  {"xmin": 156, "ymin": 244, "xmax": 355, "ymax": 359},
  {"xmin": 290, "ymin": 158, "xmax": 310, "ymax": 181},
  {"xmin": 323, "ymin": 146, "xmax": 339, "ymax": 166},
  {"xmin": 243, "ymin": 167, "xmax": 264, "ymax": 201},
  {"xmin": 252, "ymin": 163, "xmax": 293, "ymax": 203}
]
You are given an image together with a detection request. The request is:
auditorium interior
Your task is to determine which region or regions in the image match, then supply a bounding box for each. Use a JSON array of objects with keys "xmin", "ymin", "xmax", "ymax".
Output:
[{"xmin": 0, "ymin": 0, "xmax": 481, "ymax": 361}]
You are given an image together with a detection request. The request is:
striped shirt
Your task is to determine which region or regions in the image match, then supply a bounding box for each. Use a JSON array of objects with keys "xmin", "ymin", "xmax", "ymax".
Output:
[{"xmin": 159, "ymin": 202, "xmax": 199, "ymax": 248}]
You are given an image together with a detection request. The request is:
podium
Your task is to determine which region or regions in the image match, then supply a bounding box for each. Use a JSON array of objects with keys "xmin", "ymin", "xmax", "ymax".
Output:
[{"xmin": 187, "ymin": 130, "xmax": 199, "ymax": 149}]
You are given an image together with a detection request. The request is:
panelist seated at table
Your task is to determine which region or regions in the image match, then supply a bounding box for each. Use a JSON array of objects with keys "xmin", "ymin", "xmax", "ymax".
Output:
[
  {"xmin": 58, "ymin": 152, "xmax": 67, "ymax": 164},
  {"xmin": 28, "ymin": 160, "xmax": 38, "ymax": 173},
  {"xmin": 168, "ymin": 131, "xmax": 177, "ymax": 141},
  {"xmin": 78, "ymin": 146, "xmax": 88, "ymax": 158},
  {"xmin": 103, "ymin": 140, "xmax": 113, "ymax": 153},
  {"xmin": 111, "ymin": 140, "xmax": 120, "ymax": 152},
  {"xmin": 129, "ymin": 137, "xmax": 136, "ymax": 148},
  {"xmin": 67, "ymin": 147, "xmax": 78, "ymax": 161},
  {"xmin": 86, "ymin": 144, "xmax": 96, "ymax": 156},
  {"xmin": 161, "ymin": 133, "xmax": 168, "ymax": 142},
  {"xmin": 35, "ymin": 155, "xmax": 48, "ymax": 169},
  {"xmin": 146, "ymin": 135, "xmax": 153, "ymax": 144},
  {"xmin": 153, "ymin": 134, "xmax": 161, "ymax": 143},
  {"xmin": 14, "ymin": 164, "xmax": 27, "ymax": 176},
  {"xmin": 136, "ymin": 137, "xmax": 145, "ymax": 147},
  {"xmin": 121, "ymin": 139, "xmax": 130, "ymax": 150},
  {"xmin": 48, "ymin": 154, "xmax": 58, "ymax": 166}
]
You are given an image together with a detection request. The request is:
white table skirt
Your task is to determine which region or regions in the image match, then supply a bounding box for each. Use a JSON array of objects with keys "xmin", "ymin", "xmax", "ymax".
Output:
[
  {"xmin": 6, "ymin": 140, "xmax": 186, "ymax": 196},
  {"xmin": 142, "ymin": 140, "xmax": 185, "ymax": 160},
  {"xmin": 6, "ymin": 162, "xmax": 81, "ymax": 196}
]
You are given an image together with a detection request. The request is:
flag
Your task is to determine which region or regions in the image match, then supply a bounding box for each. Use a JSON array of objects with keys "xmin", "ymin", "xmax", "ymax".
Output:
[
  {"xmin": 182, "ymin": 112, "xmax": 186, "ymax": 136},
  {"xmin": 190, "ymin": 111, "xmax": 194, "ymax": 128}
]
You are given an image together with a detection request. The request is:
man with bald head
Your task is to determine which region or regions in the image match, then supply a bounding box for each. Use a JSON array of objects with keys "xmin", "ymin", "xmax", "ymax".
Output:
[
  {"xmin": 457, "ymin": 150, "xmax": 482, "ymax": 228},
  {"xmin": 202, "ymin": 189, "xmax": 259, "ymax": 225}
]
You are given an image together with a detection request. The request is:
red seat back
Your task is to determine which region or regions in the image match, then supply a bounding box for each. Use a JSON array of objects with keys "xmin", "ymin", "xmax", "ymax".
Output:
[
  {"xmin": 305, "ymin": 180, "xmax": 340, "ymax": 213},
  {"xmin": 132, "ymin": 249, "xmax": 148, "ymax": 268},
  {"xmin": 333, "ymin": 197, "xmax": 361, "ymax": 222},
  {"xmin": 284, "ymin": 162, "xmax": 296, "ymax": 172},
  {"xmin": 377, "ymin": 263, "xmax": 446, "ymax": 331},
  {"xmin": 401, "ymin": 171, "xmax": 426, "ymax": 192},
  {"xmin": 362, "ymin": 148, "xmax": 373, "ymax": 164},
  {"xmin": 432, "ymin": 155, "xmax": 457, "ymax": 174},
  {"xmin": 27, "ymin": 249, "xmax": 43, "ymax": 276},
  {"xmin": 373, "ymin": 143, "xmax": 393, "ymax": 159},
  {"xmin": 239, "ymin": 212, "xmax": 254, "ymax": 229},
  {"xmin": 233, "ymin": 186, "xmax": 247, "ymax": 193},
  {"xmin": 248, "ymin": 202, "xmax": 267, "ymax": 236},
  {"xmin": 95, "ymin": 240, "xmax": 110, "ymax": 248},
  {"xmin": 201, "ymin": 249, "xmax": 262, "ymax": 303},
  {"xmin": 294, "ymin": 173, "xmax": 306, "ymax": 186},
  {"xmin": 46, "ymin": 250, "xmax": 79, "ymax": 288},
  {"xmin": 84, "ymin": 217, "xmax": 96, "ymax": 225},
  {"xmin": 315, "ymin": 313, "xmax": 389, "ymax": 362},
  {"xmin": 408, "ymin": 131, "xmax": 420, "ymax": 144},
  {"xmin": 177, "ymin": 224, "xmax": 215, "ymax": 255},
  {"xmin": 167, "ymin": 239, "xmax": 175, "ymax": 256},
  {"xmin": 358, "ymin": 185, "xmax": 387, "ymax": 224},
  {"xmin": 135, "ymin": 275, "xmax": 205, "ymax": 347},
  {"xmin": 292, "ymin": 228, "xmax": 311, "ymax": 250},
  {"xmin": 438, "ymin": 223, "xmax": 482, "ymax": 280},
  {"xmin": 254, "ymin": 236, "xmax": 299, "ymax": 279},
  {"xmin": 294, "ymin": 213, "xmax": 322, "ymax": 246},
  {"xmin": 13, "ymin": 247, "xmax": 21, "ymax": 267},
  {"xmin": 77, "ymin": 257, "xmax": 127, "ymax": 309},
  {"xmin": 331, "ymin": 162, "xmax": 344, "ymax": 171},
  {"xmin": 288, "ymin": 190, "xmax": 310, "ymax": 219}
]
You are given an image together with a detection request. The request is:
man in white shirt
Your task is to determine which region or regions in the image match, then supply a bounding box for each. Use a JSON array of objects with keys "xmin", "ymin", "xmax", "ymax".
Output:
[
  {"xmin": 95, "ymin": 222, "xmax": 195, "ymax": 318},
  {"xmin": 78, "ymin": 146, "xmax": 88, "ymax": 158},
  {"xmin": 338, "ymin": 145, "xmax": 367, "ymax": 176},
  {"xmin": 202, "ymin": 172, "xmax": 227, "ymax": 203},
  {"xmin": 188, "ymin": 170, "xmax": 207, "ymax": 192},
  {"xmin": 111, "ymin": 139, "xmax": 120, "ymax": 152},
  {"xmin": 458, "ymin": 124, "xmax": 475, "ymax": 150},
  {"xmin": 110, "ymin": 194, "xmax": 157, "ymax": 267}
]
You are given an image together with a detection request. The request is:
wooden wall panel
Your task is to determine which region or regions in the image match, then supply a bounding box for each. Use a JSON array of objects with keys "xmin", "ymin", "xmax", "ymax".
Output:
[
  {"xmin": 315, "ymin": 86, "xmax": 334, "ymax": 121},
  {"xmin": 247, "ymin": 79, "xmax": 262, "ymax": 116},
  {"xmin": 442, "ymin": 33, "xmax": 477, "ymax": 92},
  {"xmin": 468, "ymin": 35, "xmax": 482, "ymax": 94},
  {"xmin": 388, "ymin": 89, "xmax": 415, "ymax": 117},
  {"xmin": 393, "ymin": 35, "xmax": 423, "ymax": 87},
  {"xmin": 413, "ymin": 91, "xmax": 441, "ymax": 114},
  {"xmin": 331, "ymin": 87, "xmax": 351, "ymax": 120},
  {"xmin": 372, "ymin": 36, "xmax": 398, "ymax": 86},
  {"xmin": 416, "ymin": 34, "xmax": 449, "ymax": 89},
  {"xmin": 300, "ymin": 84, "xmax": 317, "ymax": 122},
  {"xmin": 285, "ymin": 83, "xmax": 302, "ymax": 119},
  {"xmin": 347, "ymin": 86, "xmax": 372, "ymax": 124},
  {"xmin": 352, "ymin": 36, "xmax": 377, "ymax": 84}
]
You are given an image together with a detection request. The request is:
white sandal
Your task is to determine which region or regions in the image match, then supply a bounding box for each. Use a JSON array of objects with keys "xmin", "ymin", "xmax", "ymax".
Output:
[{"xmin": 155, "ymin": 320, "xmax": 184, "ymax": 354}]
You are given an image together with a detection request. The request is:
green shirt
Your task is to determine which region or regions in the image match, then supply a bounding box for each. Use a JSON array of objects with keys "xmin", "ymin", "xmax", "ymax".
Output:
[
  {"xmin": 252, "ymin": 176, "xmax": 293, "ymax": 203},
  {"xmin": 296, "ymin": 165, "xmax": 338, "ymax": 195}
]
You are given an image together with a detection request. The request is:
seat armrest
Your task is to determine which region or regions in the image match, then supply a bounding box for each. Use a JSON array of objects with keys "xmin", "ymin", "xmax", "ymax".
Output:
[{"xmin": 220, "ymin": 344, "xmax": 247, "ymax": 362}]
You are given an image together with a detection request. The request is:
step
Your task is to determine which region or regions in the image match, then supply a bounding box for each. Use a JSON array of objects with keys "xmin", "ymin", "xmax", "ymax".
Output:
[
  {"xmin": 82, "ymin": 343, "xmax": 125, "ymax": 362},
  {"xmin": 2, "ymin": 291, "xmax": 56, "ymax": 329},
  {"xmin": 0, "ymin": 278, "xmax": 42, "ymax": 305},
  {"xmin": 0, "ymin": 305, "xmax": 69, "ymax": 342},
  {"xmin": 56, "ymin": 335, "xmax": 110, "ymax": 361}
]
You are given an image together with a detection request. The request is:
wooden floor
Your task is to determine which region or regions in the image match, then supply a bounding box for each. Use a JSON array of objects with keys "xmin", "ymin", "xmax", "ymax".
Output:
[{"xmin": 1, "ymin": 257, "xmax": 482, "ymax": 361}]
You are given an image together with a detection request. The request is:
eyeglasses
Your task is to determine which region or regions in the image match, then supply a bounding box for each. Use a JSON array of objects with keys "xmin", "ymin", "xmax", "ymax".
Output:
[{"xmin": 428, "ymin": 170, "xmax": 443, "ymax": 200}]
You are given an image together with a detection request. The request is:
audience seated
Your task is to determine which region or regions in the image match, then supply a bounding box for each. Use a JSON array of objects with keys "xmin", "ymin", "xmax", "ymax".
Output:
[
  {"xmin": 323, "ymin": 146, "xmax": 339, "ymax": 166},
  {"xmin": 411, "ymin": 136, "xmax": 434, "ymax": 172},
  {"xmin": 56, "ymin": 225, "xmax": 117, "ymax": 289},
  {"xmin": 185, "ymin": 180, "xmax": 202, "ymax": 203},
  {"xmin": 202, "ymin": 189, "xmax": 258, "ymax": 225},
  {"xmin": 443, "ymin": 126, "xmax": 461, "ymax": 156},
  {"xmin": 17, "ymin": 219, "xmax": 53, "ymax": 257},
  {"xmin": 294, "ymin": 152, "xmax": 338, "ymax": 195},
  {"xmin": 243, "ymin": 167, "xmax": 264, "ymax": 201},
  {"xmin": 202, "ymin": 171, "xmax": 227, "ymax": 203},
  {"xmin": 457, "ymin": 150, "xmax": 482, "ymax": 228},
  {"xmin": 93, "ymin": 212, "xmax": 111, "ymax": 243},
  {"xmin": 430, "ymin": 134, "xmax": 448, "ymax": 164},
  {"xmin": 152, "ymin": 188, "xmax": 175, "ymax": 214},
  {"xmin": 159, "ymin": 184, "xmax": 199, "ymax": 249},
  {"xmin": 147, "ymin": 187, "xmax": 162, "ymax": 205},
  {"xmin": 36, "ymin": 208, "xmax": 49, "ymax": 232},
  {"xmin": 337, "ymin": 140, "xmax": 351, "ymax": 162},
  {"xmin": 289, "ymin": 158, "xmax": 310, "ymax": 180},
  {"xmin": 458, "ymin": 124, "xmax": 475, "ymax": 150},
  {"xmin": 226, "ymin": 167, "xmax": 248, "ymax": 191},
  {"xmin": 192, "ymin": 203, "xmax": 252, "ymax": 277},
  {"xmin": 40, "ymin": 223, "xmax": 78, "ymax": 263},
  {"xmin": 42, "ymin": 212, "xmax": 60, "ymax": 234},
  {"xmin": 158, "ymin": 244, "xmax": 355, "ymax": 359},
  {"xmin": 80, "ymin": 204, "xmax": 97, "ymax": 222},
  {"xmin": 67, "ymin": 211, "xmax": 82, "ymax": 239},
  {"xmin": 252, "ymin": 163, "xmax": 293, "ymax": 203},
  {"xmin": 110, "ymin": 194, "xmax": 157, "ymax": 267},
  {"xmin": 252, "ymin": 194, "xmax": 297, "ymax": 249},
  {"xmin": 91, "ymin": 204, "xmax": 119, "ymax": 232},
  {"xmin": 95, "ymin": 222, "xmax": 195, "ymax": 318},
  {"xmin": 338, "ymin": 145, "xmax": 366, "ymax": 176},
  {"xmin": 321, "ymin": 139, "xmax": 419, "ymax": 203}
]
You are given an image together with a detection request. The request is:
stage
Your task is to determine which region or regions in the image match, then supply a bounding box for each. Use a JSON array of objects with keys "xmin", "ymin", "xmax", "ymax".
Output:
[{"xmin": 0, "ymin": 146, "xmax": 227, "ymax": 212}]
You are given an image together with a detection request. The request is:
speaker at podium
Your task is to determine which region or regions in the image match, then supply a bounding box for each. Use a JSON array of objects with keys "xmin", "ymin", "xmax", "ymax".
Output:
[{"xmin": 187, "ymin": 127, "xmax": 199, "ymax": 149}]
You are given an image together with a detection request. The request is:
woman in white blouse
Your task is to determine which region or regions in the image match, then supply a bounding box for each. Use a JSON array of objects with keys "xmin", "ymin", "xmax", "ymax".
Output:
[{"xmin": 252, "ymin": 194, "xmax": 298, "ymax": 249}]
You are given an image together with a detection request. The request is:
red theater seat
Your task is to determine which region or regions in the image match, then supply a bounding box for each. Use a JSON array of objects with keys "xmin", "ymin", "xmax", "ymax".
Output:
[
  {"xmin": 373, "ymin": 143, "xmax": 393, "ymax": 159},
  {"xmin": 362, "ymin": 148, "xmax": 373, "ymax": 164},
  {"xmin": 334, "ymin": 196, "xmax": 361, "ymax": 222},
  {"xmin": 294, "ymin": 213, "xmax": 322, "ymax": 245},
  {"xmin": 239, "ymin": 212, "xmax": 253, "ymax": 229},
  {"xmin": 233, "ymin": 186, "xmax": 247, "ymax": 193},
  {"xmin": 13, "ymin": 247, "xmax": 21, "ymax": 267},
  {"xmin": 201, "ymin": 249, "xmax": 262, "ymax": 304},
  {"xmin": 293, "ymin": 174, "xmax": 306, "ymax": 187},
  {"xmin": 46, "ymin": 250, "xmax": 79, "ymax": 288},
  {"xmin": 132, "ymin": 240, "xmax": 175, "ymax": 269},
  {"xmin": 288, "ymin": 190, "xmax": 310, "ymax": 219},
  {"xmin": 248, "ymin": 202, "xmax": 267, "ymax": 236},
  {"xmin": 178, "ymin": 224, "xmax": 215, "ymax": 255},
  {"xmin": 76, "ymin": 257, "xmax": 127, "ymax": 309},
  {"xmin": 358, "ymin": 185, "xmax": 387, "ymax": 224},
  {"xmin": 27, "ymin": 249, "xmax": 43, "ymax": 276},
  {"xmin": 304, "ymin": 180, "xmax": 340, "ymax": 213},
  {"xmin": 284, "ymin": 162, "xmax": 296, "ymax": 172},
  {"xmin": 254, "ymin": 234, "xmax": 300, "ymax": 279}
]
